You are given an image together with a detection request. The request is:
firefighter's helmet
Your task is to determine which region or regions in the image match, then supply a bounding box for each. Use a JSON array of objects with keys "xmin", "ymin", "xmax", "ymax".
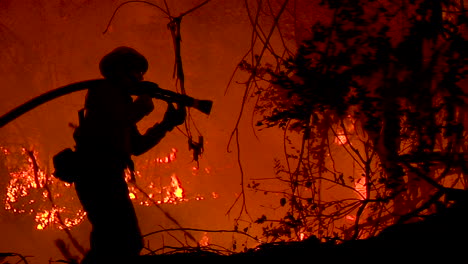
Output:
[{"xmin": 99, "ymin": 46, "xmax": 148, "ymax": 79}]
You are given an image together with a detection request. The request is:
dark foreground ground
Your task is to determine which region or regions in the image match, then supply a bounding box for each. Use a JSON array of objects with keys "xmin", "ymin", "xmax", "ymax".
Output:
[
  {"xmin": 135, "ymin": 191, "xmax": 468, "ymax": 264},
  {"xmin": 4, "ymin": 191, "xmax": 467, "ymax": 264}
]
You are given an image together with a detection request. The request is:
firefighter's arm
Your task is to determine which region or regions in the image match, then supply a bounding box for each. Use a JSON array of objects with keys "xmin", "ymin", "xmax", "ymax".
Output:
[{"xmin": 131, "ymin": 103, "xmax": 186, "ymax": 156}]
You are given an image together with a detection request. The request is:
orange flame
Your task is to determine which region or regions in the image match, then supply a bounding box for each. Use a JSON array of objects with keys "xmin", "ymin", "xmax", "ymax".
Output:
[
  {"xmin": 346, "ymin": 174, "xmax": 368, "ymax": 221},
  {"xmin": 333, "ymin": 115, "xmax": 355, "ymax": 145},
  {"xmin": 3, "ymin": 146, "xmax": 84, "ymax": 230},
  {"xmin": 163, "ymin": 173, "xmax": 185, "ymax": 203},
  {"xmin": 355, "ymin": 176, "xmax": 367, "ymax": 200},
  {"xmin": 155, "ymin": 148, "xmax": 177, "ymax": 164},
  {"xmin": 2, "ymin": 145, "xmax": 214, "ymax": 231},
  {"xmin": 199, "ymin": 232, "xmax": 210, "ymax": 247}
]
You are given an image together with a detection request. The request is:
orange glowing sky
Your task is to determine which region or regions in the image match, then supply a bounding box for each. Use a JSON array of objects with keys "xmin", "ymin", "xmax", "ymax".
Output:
[
  {"xmin": 0, "ymin": 0, "xmax": 377, "ymax": 262},
  {"xmin": 0, "ymin": 1, "xmax": 311, "ymax": 262}
]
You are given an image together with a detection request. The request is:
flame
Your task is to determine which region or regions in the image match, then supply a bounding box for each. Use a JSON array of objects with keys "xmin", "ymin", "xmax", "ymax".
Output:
[
  {"xmin": 155, "ymin": 148, "xmax": 177, "ymax": 164},
  {"xmin": 334, "ymin": 115, "xmax": 355, "ymax": 145},
  {"xmin": 199, "ymin": 232, "xmax": 210, "ymax": 247},
  {"xmin": 34, "ymin": 207, "xmax": 86, "ymax": 230},
  {"xmin": 345, "ymin": 175, "xmax": 368, "ymax": 222},
  {"xmin": 163, "ymin": 173, "xmax": 185, "ymax": 203},
  {"xmin": 355, "ymin": 176, "xmax": 367, "ymax": 200},
  {"xmin": 2, "ymin": 145, "xmax": 214, "ymax": 231},
  {"xmin": 334, "ymin": 131, "xmax": 348, "ymax": 145},
  {"xmin": 2, "ymin": 146, "xmax": 85, "ymax": 230},
  {"xmin": 299, "ymin": 232, "xmax": 306, "ymax": 241},
  {"xmin": 171, "ymin": 174, "xmax": 184, "ymax": 198},
  {"xmin": 4, "ymin": 148, "xmax": 47, "ymax": 209}
]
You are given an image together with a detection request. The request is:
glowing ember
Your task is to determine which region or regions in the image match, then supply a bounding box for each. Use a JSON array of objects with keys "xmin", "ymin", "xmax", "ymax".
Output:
[
  {"xmin": 2, "ymin": 145, "xmax": 214, "ymax": 231},
  {"xmin": 1, "ymin": 146, "xmax": 9, "ymax": 155},
  {"xmin": 199, "ymin": 232, "xmax": 210, "ymax": 247},
  {"xmin": 155, "ymin": 148, "xmax": 177, "ymax": 164},
  {"xmin": 34, "ymin": 207, "xmax": 86, "ymax": 230},
  {"xmin": 2, "ymin": 147, "xmax": 85, "ymax": 230},
  {"xmin": 5, "ymin": 149, "xmax": 47, "ymax": 208},
  {"xmin": 299, "ymin": 232, "xmax": 306, "ymax": 241}
]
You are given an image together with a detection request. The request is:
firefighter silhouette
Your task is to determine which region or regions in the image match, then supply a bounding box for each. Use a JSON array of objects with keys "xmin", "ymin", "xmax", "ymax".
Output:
[{"xmin": 73, "ymin": 46, "xmax": 186, "ymax": 264}]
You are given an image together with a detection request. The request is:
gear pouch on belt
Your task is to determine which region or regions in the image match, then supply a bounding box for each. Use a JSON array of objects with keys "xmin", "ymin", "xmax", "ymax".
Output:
[{"xmin": 53, "ymin": 148, "xmax": 82, "ymax": 183}]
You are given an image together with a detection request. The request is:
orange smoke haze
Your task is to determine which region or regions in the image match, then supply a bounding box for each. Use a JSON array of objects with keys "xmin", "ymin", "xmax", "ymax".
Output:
[{"xmin": 0, "ymin": 0, "xmax": 327, "ymax": 263}]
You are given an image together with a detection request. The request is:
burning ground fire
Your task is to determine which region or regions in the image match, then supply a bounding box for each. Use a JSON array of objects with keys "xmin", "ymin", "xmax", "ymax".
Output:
[
  {"xmin": 2, "ymin": 114, "xmax": 379, "ymax": 238},
  {"xmin": 1, "ymin": 146, "xmax": 216, "ymax": 230}
]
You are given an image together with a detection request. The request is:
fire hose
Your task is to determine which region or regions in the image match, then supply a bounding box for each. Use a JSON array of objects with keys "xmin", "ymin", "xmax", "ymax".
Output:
[{"xmin": 0, "ymin": 79, "xmax": 213, "ymax": 128}]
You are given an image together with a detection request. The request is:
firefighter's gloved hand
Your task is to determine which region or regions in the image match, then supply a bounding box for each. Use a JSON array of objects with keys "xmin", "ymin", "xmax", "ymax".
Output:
[
  {"xmin": 134, "ymin": 94, "xmax": 154, "ymax": 116},
  {"xmin": 161, "ymin": 103, "xmax": 186, "ymax": 131}
]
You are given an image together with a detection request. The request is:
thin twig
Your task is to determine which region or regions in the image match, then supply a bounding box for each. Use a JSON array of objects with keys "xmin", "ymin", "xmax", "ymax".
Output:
[
  {"xmin": 143, "ymin": 227, "xmax": 259, "ymax": 241},
  {"xmin": 226, "ymin": 0, "xmax": 290, "ymax": 221},
  {"xmin": 131, "ymin": 182, "xmax": 198, "ymax": 244},
  {"xmin": 25, "ymin": 148, "xmax": 86, "ymax": 257},
  {"xmin": 179, "ymin": 0, "xmax": 211, "ymax": 17},
  {"xmin": 102, "ymin": 1, "xmax": 169, "ymax": 34}
]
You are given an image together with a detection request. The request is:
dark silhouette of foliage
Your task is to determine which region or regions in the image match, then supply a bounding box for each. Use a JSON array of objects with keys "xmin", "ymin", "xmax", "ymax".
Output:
[{"xmin": 243, "ymin": 0, "xmax": 467, "ymax": 242}]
